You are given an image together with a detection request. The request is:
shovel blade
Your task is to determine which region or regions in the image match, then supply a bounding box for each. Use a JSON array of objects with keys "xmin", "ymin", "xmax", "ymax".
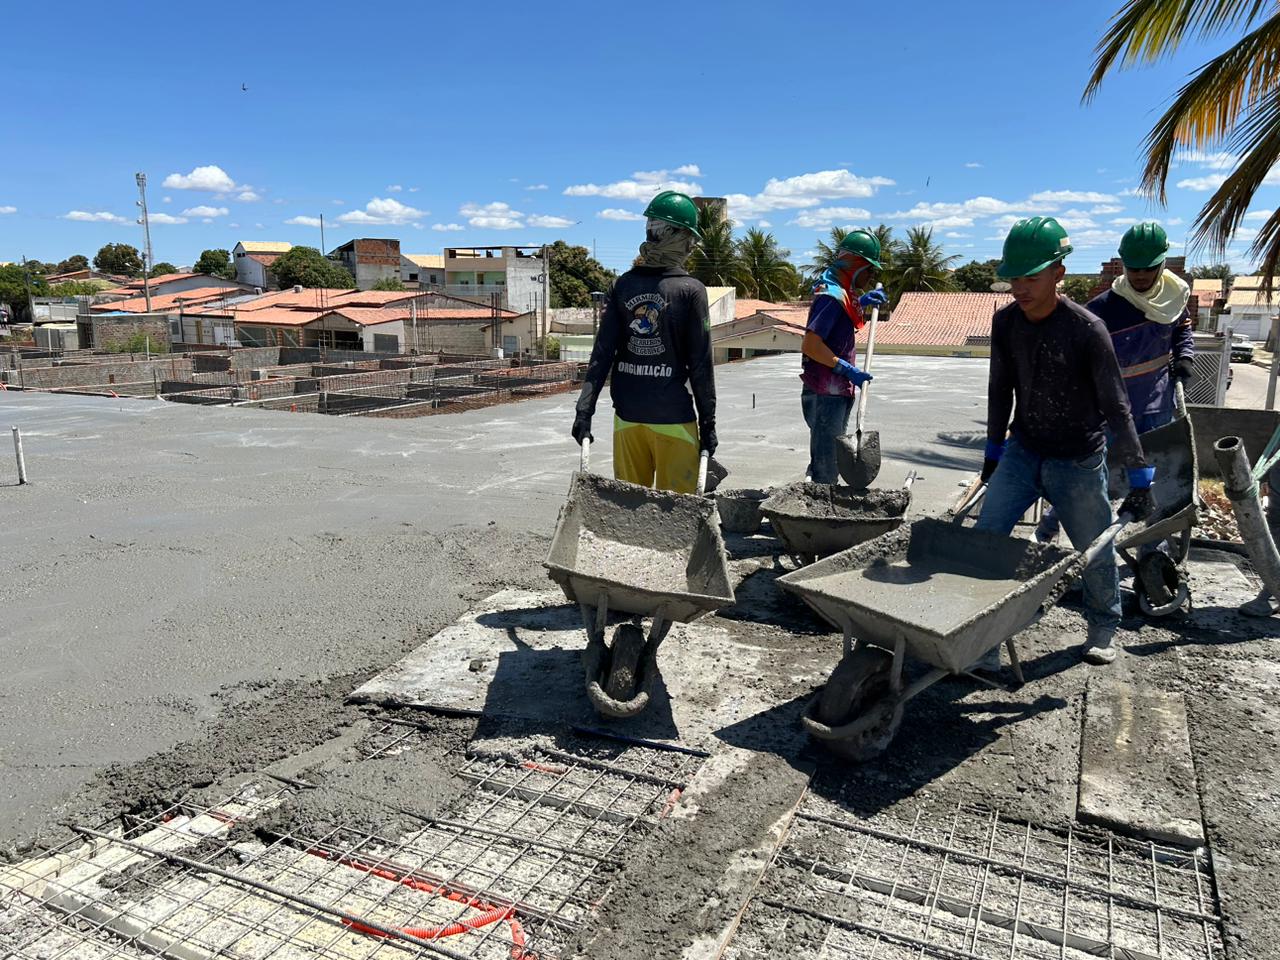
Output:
[{"xmin": 836, "ymin": 431, "xmax": 881, "ymax": 488}]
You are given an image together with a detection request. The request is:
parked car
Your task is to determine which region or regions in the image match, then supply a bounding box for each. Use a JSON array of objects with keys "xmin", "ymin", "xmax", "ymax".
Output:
[{"xmin": 1231, "ymin": 334, "xmax": 1255, "ymax": 363}]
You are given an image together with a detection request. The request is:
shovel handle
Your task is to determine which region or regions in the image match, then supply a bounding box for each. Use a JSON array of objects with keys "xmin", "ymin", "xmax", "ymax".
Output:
[
  {"xmin": 696, "ymin": 450, "xmax": 710, "ymax": 496},
  {"xmin": 903, "ymin": 469, "xmax": 919, "ymax": 491},
  {"xmin": 1080, "ymin": 516, "xmax": 1130, "ymax": 568},
  {"xmin": 580, "ymin": 436, "xmax": 591, "ymax": 473},
  {"xmin": 852, "ymin": 283, "xmax": 884, "ymax": 442},
  {"xmin": 952, "ymin": 482, "xmax": 987, "ymax": 522}
]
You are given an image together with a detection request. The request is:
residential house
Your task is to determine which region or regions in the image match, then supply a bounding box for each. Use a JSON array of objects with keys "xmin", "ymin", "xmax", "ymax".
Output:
[
  {"xmin": 442, "ymin": 246, "xmax": 544, "ymax": 314},
  {"xmin": 1191, "ymin": 278, "xmax": 1225, "ymax": 330},
  {"xmin": 1087, "ymin": 255, "xmax": 1191, "ymax": 300},
  {"xmin": 329, "ymin": 238, "xmax": 402, "ymax": 290},
  {"xmin": 114, "ymin": 272, "xmax": 253, "ymax": 298},
  {"xmin": 402, "ymin": 254, "xmax": 444, "ymax": 288},
  {"xmin": 233, "ymin": 241, "xmax": 293, "ymax": 289},
  {"xmin": 1221, "ymin": 275, "xmax": 1278, "ymax": 340},
  {"xmin": 705, "ymin": 287, "xmax": 737, "ymax": 326}
]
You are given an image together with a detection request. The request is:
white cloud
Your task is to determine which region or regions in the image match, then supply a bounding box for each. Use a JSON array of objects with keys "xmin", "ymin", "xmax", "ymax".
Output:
[
  {"xmin": 331, "ymin": 199, "xmax": 344, "ymax": 206},
  {"xmin": 1028, "ymin": 189, "xmax": 1116, "ymax": 204},
  {"xmin": 181, "ymin": 205, "xmax": 229, "ymax": 218},
  {"xmin": 598, "ymin": 208, "xmax": 644, "ymax": 221},
  {"xmin": 62, "ymin": 210, "xmax": 128, "ymax": 223},
  {"xmin": 286, "ymin": 215, "xmax": 323, "ymax": 227},
  {"xmin": 273, "ymin": 198, "xmax": 286, "ymax": 205},
  {"xmin": 202, "ymin": 218, "xmax": 214, "ymax": 224},
  {"xmin": 1176, "ymin": 173, "xmax": 1227, "ymax": 191},
  {"xmin": 1065, "ymin": 228, "xmax": 1124, "ymax": 248},
  {"xmin": 787, "ymin": 205, "xmax": 872, "ymax": 228},
  {"xmin": 1166, "ymin": 217, "xmax": 1185, "ymax": 225},
  {"xmin": 672, "ymin": 164, "xmax": 702, "ymax": 177},
  {"xmin": 461, "ymin": 201, "xmax": 524, "ymax": 230},
  {"xmin": 1090, "ymin": 204, "xmax": 1124, "ymax": 214},
  {"xmin": 387, "ymin": 184, "xmax": 403, "ymax": 193},
  {"xmin": 408, "ymin": 186, "xmax": 420, "ymax": 193},
  {"xmin": 163, "ymin": 196, "xmax": 171, "ymax": 203},
  {"xmin": 229, "ymin": 222, "xmax": 240, "ymax": 228},
  {"xmin": 148, "ymin": 213, "xmax": 189, "ymax": 224},
  {"xmin": 565, "ymin": 174, "xmax": 702, "ymax": 200},
  {"xmin": 525, "ymin": 183, "xmax": 549, "ymax": 191},
  {"xmin": 527, "ymin": 214, "xmax": 575, "ymax": 228},
  {"xmin": 337, "ymin": 197, "xmax": 427, "ymax": 225},
  {"xmin": 1245, "ymin": 209, "xmax": 1274, "ymax": 221},
  {"xmin": 255, "ymin": 223, "xmax": 264, "ymax": 229},
  {"xmin": 757, "ymin": 219, "xmax": 772, "ymax": 228},
  {"xmin": 965, "ymin": 162, "xmax": 983, "ymax": 169},
  {"xmin": 235, "ymin": 190, "xmax": 262, "ymax": 202},
  {"xmin": 432, "ymin": 222, "xmax": 465, "ymax": 232},
  {"xmin": 1110, "ymin": 217, "xmax": 1140, "ymax": 226},
  {"xmin": 0, "ymin": 206, "xmax": 14, "ymax": 214},
  {"xmin": 944, "ymin": 231, "xmax": 971, "ymax": 238},
  {"xmin": 162, "ymin": 164, "xmax": 236, "ymax": 192},
  {"xmin": 882, "ymin": 196, "xmax": 1026, "ymax": 220},
  {"xmin": 923, "ymin": 215, "xmax": 976, "ymax": 229},
  {"xmin": 1179, "ymin": 150, "xmax": 1238, "ymax": 170},
  {"xmin": 1054, "ymin": 211, "xmax": 1099, "ymax": 230}
]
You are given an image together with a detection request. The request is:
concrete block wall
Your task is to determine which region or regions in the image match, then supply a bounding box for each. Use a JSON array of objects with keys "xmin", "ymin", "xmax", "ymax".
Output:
[
  {"xmin": 4, "ymin": 356, "xmax": 193, "ymax": 389},
  {"xmin": 230, "ymin": 347, "xmax": 289, "ymax": 371},
  {"xmin": 91, "ymin": 316, "xmax": 170, "ymax": 352}
]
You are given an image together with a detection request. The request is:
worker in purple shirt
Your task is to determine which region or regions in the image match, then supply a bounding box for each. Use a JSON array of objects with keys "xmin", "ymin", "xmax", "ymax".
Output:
[
  {"xmin": 1035, "ymin": 222, "xmax": 1194, "ymax": 551},
  {"xmin": 977, "ymin": 217, "xmax": 1154, "ymax": 668},
  {"xmin": 799, "ymin": 229, "xmax": 886, "ymax": 483}
]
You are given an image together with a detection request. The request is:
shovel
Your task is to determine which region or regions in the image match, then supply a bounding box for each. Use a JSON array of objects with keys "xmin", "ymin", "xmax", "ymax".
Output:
[{"xmin": 836, "ymin": 284, "xmax": 884, "ymax": 488}]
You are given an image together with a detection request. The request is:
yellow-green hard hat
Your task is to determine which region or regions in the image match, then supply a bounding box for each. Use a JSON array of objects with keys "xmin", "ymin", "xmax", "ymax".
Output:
[{"xmin": 996, "ymin": 217, "xmax": 1073, "ymax": 278}]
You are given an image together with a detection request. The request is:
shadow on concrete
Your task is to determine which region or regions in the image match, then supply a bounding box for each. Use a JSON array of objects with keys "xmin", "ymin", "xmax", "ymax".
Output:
[
  {"xmin": 717, "ymin": 563, "xmax": 830, "ymax": 632},
  {"xmin": 1124, "ymin": 609, "xmax": 1280, "ymax": 656}
]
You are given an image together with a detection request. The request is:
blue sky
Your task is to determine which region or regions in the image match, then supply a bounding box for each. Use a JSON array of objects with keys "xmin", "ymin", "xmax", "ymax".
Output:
[{"xmin": 3, "ymin": 0, "xmax": 1276, "ymax": 275}]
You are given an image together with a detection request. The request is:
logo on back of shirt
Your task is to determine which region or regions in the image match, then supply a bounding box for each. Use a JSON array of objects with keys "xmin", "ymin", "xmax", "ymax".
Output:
[{"xmin": 624, "ymin": 292, "xmax": 667, "ymax": 357}]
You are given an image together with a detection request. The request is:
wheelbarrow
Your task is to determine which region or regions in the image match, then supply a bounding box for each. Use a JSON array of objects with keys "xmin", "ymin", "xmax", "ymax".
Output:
[
  {"xmin": 776, "ymin": 511, "xmax": 1127, "ymax": 761},
  {"xmin": 760, "ymin": 471, "xmax": 917, "ymax": 564},
  {"xmin": 544, "ymin": 439, "xmax": 735, "ymax": 719},
  {"xmin": 1106, "ymin": 382, "xmax": 1199, "ymax": 616}
]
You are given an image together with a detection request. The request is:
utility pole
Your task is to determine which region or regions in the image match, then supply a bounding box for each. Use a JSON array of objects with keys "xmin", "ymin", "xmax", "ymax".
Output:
[
  {"xmin": 541, "ymin": 244, "xmax": 550, "ymax": 360},
  {"xmin": 320, "ymin": 213, "xmax": 326, "ymax": 255},
  {"xmin": 19, "ymin": 256, "xmax": 35, "ymax": 322},
  {"xmin": 135, "ymin": 172, "xmax": 154, "ymax": 313}
]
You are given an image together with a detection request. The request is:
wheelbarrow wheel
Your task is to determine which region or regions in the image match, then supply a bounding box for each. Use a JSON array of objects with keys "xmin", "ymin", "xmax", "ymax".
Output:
[
  {"xmin": 604, "ymin": 622, "xmax": 646, "ymax": 702},
  {"xmin": 1136, "ymin": 553, "xmax": 1189, "ymax": 617},
  {"xmin": 815, "ymin": 647, "xmax": 904, "ymax": 763}
]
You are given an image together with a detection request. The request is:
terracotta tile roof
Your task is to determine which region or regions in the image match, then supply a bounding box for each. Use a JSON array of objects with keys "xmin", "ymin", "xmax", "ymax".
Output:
[
  {"xmin": 245, "ymin": 253, "xmax": 284, "ymax": 266},
  {"xmin": 237, "ymin": 241, "xmax": 293, "ymax": 253},
  {"xmin": 90, "ymin": 286, "xmax": 242, "ymax": 314},
  {"xmin": 734, "ymin": 298, "xmax": 789, "ymax": 319},
  {"xmin": 315, "ymin": 307, "xmax": 410, "ymax": 327},
  {"xmin": 120, "ymin": 272, "xmax": 200, "ymax": 291},
  {"xmin": 874, "ymin": 292, "xmax": 1013, "ymax": 345},
  {"xmin": 1194, "ymin": 289, "xmax": 1218, "ymax": 309},
  {"xmin": 231, "ymin": 308, "xmax": 320, "ymax": 328},
  {"xmin": 1192, "ymin": 278, "xmax": 1223, "ymax": 295}
]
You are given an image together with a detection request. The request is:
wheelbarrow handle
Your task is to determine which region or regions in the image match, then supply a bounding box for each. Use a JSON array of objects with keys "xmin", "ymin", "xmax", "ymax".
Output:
[
  {"xmin": 952, "ymin": 482, "xmax": 987, "ymax": 523},
  {"xmin": 696, "ymin": 450, "xmax": 710, "ymax": 496},
  {"xmin": 580, "ymin": 436, "xmax": 591, "ymax": 474},
  {"xmin": 902, "ymin": 469, "xmax": 919, "ymax": 490},
  {"xmin": 1080, "ymin": 515, "xmax": 1131, "ymax": 568},
  {"xmin": 1174, "ymin": 380, "xmax": 1187, "ymax": 418}
]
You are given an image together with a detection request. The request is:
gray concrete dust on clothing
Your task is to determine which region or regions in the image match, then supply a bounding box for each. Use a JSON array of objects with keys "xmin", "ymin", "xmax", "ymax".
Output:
[
  {"xmin": 348, "ymin": 588, "xmax": 828, "ymax": 749},
  {"xmin": 1078, "ymin": 677, "xmax": 1205, "ymax": 847}
]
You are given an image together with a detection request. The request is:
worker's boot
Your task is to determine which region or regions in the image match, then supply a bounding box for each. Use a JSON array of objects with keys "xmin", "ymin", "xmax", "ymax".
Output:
[{"xmin": 1081, "ymin": 623, "xmax": 1117, "ymax": 665}]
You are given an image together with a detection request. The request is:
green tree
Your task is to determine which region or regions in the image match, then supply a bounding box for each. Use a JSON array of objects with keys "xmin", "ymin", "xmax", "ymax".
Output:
[
  {"xmin": 193, "ymin": 248, "xmax": 236, "ymax": 280},
  {"xmin": 48, "ymin": 280, "xmax": 110, "ymax": 296},
  {"xmin": 735, "ymin": 228, "xmax": 800, "ymax": 301},
  {"xmin": 148, "ymin": 261, "xmax": 178, "ymax": 278},
  {"xmin": 271, "ymin": 246, "xmax": 356, "ymax": 289},
  {"xmin": 688, "ymin": 206, "xmax": 745, "ymax": 289},
  {"xmin": 0, "ymin": 264, "xmax": 49, "ymax": 322},
  {"xmin": 546, "ymin": 241, "xmax": 616, "ymax": 308},
  {"xmin": 952, "ymin": 259, "xmax": 1001, "ymax": 293},
  {"xmin": 54, "ymin": 254, "xmax": 89, "ymax": 275},
  {"xmin": 1085, "ymin": 1, "xmax": 1280, "ymax": 292},
  {"xmin": 93, "ymin": 243, "xmax": 143, "ymax": 277},
  {"xmin": 884, "ymin": 226, "xmax": 959, "ymax": 303},
  {"xmin": 1061, "ymin": 275, "xmax": 1100, "ymax": 303},
  {"xmin": 372, "ymin": 276, "xmax": 406, "ymax": 291}
]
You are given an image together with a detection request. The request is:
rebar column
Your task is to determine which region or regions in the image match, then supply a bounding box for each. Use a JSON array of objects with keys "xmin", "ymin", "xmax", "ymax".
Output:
[{"xmin": 1214, "ymin": 436, "xmax": 1280, "ymax": 610}]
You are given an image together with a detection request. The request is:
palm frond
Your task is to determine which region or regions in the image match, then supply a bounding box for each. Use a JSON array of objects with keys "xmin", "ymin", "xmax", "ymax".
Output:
[
  {"xmin": 1085, "ymin": 0, "xmax": 1272, "ymax": 100},
  {"xmin": 1138, "ymin": 13, "xmax": 1280, "ymax": 200}
]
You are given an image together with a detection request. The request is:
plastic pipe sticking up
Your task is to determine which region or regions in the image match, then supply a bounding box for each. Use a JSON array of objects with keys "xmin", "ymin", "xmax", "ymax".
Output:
[
  {"xmin": 1214, "ymin": 436, "xmax": 1280, "ymax": 605},
  {"xmin": 11, "ymin": 426, "xmax": 26, "ymax": 484}
]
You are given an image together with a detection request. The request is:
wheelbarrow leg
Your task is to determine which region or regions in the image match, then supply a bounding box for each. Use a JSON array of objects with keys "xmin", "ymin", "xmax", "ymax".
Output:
[
  {"xmin": 648, "ymin": 614, "xmax": 672, "ymax": 649},
  {"xmin": 1004, "ymin": 637, "xmax": 1025, "ymax": 685}
]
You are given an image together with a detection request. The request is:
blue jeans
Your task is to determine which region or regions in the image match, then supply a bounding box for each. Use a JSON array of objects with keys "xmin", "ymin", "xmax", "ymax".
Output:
[
  {"xmin": 802, "ymin": 389, "xmax": 854, "ymax": 484},
  {"xmin": 977, "ymin": 436, "xmax": 1120, "ymax": 630},
  {"xmin": 1037, "ymin": 409, "xmax": 1172, "ymax": 541}
]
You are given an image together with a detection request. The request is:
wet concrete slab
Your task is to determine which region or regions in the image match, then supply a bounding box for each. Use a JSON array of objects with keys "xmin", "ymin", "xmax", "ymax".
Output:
[
  {"xmin": 1078, "ymin": 677, "xmax": 1205, "ymax": 847},
  {"xmin": 348, "ymin": 588, "xmax": 830, "ymax": 750}
]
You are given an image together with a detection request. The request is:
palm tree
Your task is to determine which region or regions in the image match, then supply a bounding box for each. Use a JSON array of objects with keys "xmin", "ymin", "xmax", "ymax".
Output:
[
  {"xmin": 884, "ymin": 226, "xmax": 959, "ymax": 303},
  {"xmin": 736, "ymin": 228, "xmax": 799, "ymax": 301},
  {"xmin": 687, "ymin": 205, "xmax": 744, "ymax": 289},
  {"xmin": 1085, "ymin": 1, "xmax": 1280, "ymax": 290}
]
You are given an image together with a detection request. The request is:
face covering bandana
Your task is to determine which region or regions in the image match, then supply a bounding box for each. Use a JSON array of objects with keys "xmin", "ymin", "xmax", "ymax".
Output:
[
  {"xmin": 638, "ymin": 218, "xmax": 698, "ymax": 268},
  {"xmin": 1111, "ymin": 268, "xmax": 1190, "ymax": 325}
]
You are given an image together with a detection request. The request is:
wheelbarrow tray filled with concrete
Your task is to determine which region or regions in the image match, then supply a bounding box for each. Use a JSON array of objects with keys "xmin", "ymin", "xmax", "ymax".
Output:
[
  {"xmin": 778, "ymin": 517, "xmax": 1078, "ymax": 676},
  {"xmin": 1105, "ymin": 406, "xmax": 1199, "ymax": 614},
  {"xmin": 545, "ymin": 473, "xmax": 735, "ymax": 623},
  {"xmin": 760, "ymin": 480, "xmax": 912, "ymax": 560}
]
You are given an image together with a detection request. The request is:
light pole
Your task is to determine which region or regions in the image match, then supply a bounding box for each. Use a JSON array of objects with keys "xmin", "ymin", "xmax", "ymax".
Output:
[{"xmin": 135, "ymin": 172, "xmax": 154, "ymax": 313}]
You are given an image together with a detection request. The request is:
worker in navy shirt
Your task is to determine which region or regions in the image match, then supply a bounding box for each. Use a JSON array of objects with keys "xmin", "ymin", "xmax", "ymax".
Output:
[{"xmin": 799, "ymin": 229, "xmax": 885, "ymax": 484}]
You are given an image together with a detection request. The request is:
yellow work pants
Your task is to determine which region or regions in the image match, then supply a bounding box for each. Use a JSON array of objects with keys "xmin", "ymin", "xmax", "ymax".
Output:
[{"xmin": 613, "ymin": 417, "xmax": 699, "ymax": 494}]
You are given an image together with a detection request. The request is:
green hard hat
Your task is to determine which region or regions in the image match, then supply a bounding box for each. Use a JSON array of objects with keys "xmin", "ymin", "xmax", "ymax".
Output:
[
  {"xmin": 1118, "ymin": 221, "xmax": 1169, "ymax": 269},
  {"xmin": 996, "ymin": 216, "xmax": 1073, "ymax": 278},
  {"xmin": 837, "ymin": 229, "xmax": 883, "ymax": 270},
  {"xmin": 643, "ymin": 190, "xmax": 702, "ymax": 240}
]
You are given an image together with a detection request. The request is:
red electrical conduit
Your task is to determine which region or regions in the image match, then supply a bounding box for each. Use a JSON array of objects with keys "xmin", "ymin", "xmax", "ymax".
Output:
[{"xmin": 306, "ymin": 848, "xmax": 530, "ymax": 958}]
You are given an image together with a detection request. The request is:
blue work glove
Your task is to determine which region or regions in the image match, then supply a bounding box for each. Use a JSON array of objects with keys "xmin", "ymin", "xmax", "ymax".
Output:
[
  {"xmin": 833, "ymin": 358, "xmax": 873, "ymax": 387},
  {"xmin": 1119, "ymin": 466, "xmax": 1156, "ymax": 521},
  {"xmin": 980, "ymin": 440, "xmax": 1004, "ymax": 483},
  {"xmin": 858, "ymin": 289, "xmax": 888, "ymax": 309}
]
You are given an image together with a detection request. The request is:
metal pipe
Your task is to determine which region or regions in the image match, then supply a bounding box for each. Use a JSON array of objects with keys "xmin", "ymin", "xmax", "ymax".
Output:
[
  {"xmin": 12, "ymin": 426, "xmax": 26, "ymax": 484},
  {"xmin": 1214, "ymin": 436, "xmax": 1280, "ymax": 602}
]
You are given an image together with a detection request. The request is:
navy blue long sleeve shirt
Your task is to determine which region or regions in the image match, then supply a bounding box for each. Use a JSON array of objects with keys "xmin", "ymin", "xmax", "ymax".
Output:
[{"xmin": 1085, "ymin": 289, "xmax": 1195, "ymax": 418}]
